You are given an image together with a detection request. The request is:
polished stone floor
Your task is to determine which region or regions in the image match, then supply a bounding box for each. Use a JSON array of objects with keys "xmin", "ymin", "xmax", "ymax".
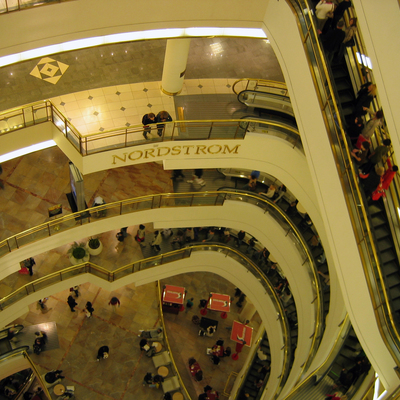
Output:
[
  {"xmin": 0, "ymin": 143, "xmax": 262, "ymax": 399},
  {"xmin": 12, "ymin": 273, "xmax": 261, "ymax": 400},
  {"xmin": 0, "ymin": 37, "xmax": 283, "ymax": 112}
]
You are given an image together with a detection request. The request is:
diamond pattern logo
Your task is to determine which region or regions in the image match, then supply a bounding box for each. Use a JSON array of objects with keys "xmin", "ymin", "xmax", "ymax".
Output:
[{"xmin": 30, "ymin": 57, "xmax": 69, "ymax": 85}]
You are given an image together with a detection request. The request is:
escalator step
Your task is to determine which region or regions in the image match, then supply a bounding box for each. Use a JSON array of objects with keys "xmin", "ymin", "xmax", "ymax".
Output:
[
  {"xmin": 378, "ymin": 238, "xmax": 395, "ymax": 252},
  {"xmin": 382, "ymin": 250, "xmax": 397, "ymax": 264},
  {"xmin": 369, "ymin": 204, "xmax": 383, "ymax": 215},
  {"xmin": 374, "ymin": 226, "xmax": 390, "ymax": 240},
  {"xmin": 384, "ymin": 262, "xmax": 398, "ymax": 275},
  {"xmin": 371, "ymin": 215, "xmax": 386, "ymax": 228},
  {"xmin": 387, "ymin": 274, "xmax": 400, "ymax": 288},
  {"xmin": 389, "ymin": 285, "xmax": 400, "ymax": 300}
]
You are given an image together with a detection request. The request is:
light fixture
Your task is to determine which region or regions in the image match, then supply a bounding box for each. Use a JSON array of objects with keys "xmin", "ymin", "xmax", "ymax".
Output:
[
  {"xmin": 0, "ymin": 140, "xmax": 56, "ymax": 163},
  {"xmin": 0, "ymin": 28, "xmax": 267, "ymax": 68}
]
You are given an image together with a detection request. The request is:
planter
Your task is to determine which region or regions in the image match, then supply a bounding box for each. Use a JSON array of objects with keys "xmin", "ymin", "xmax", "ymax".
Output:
[
  {"xmin": 68, "ymin": 242, "xmax": 90, "ymax": 265},
  {"xmin": 87, "ymin": 240, "xmax": 103, "ymax": 256},
  {"xmin": 69, "ymin": 253, "xmax": 90, "ymax": 265}
]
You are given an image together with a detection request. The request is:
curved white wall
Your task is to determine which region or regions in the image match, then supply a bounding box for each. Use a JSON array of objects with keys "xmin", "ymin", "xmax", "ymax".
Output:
[{"xmin": 0, "ymin": 0, "xmax": 269, "ymax": 57}]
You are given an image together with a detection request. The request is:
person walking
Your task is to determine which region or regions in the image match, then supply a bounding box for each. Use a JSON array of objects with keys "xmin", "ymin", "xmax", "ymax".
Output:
[
  {"xmin": 96, "ymin": 345, "xmax": 109, "ymax": 361},
  {"xmin": 67, "ymin": 295, "xmax": 77, "ymax": 312},
  {"xmin": 109, "ymin": 297, "xmax": 120, "ymax": 311},
  {"xmin": 84, "ymin": 301, "xmax": 94, "ymax": 318},
  {"xmin": 187, "ymin": 169, "xmax": 206, "ymax": 187},
  {"xmin": 26, "ymin": 257, "xmax": 35, "ymax": 276},
  {"xmin": 151, "ymin": 230, "xmax": 162, "ymax": 252},
  {"xmin": 135, "ymin": 224, "xmax": 146, "ymax": 246}
]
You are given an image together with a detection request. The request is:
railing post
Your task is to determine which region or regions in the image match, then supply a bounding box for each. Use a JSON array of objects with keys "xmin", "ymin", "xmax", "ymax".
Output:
[{"xmin": 208, "ymin": 122, "xmax": 213, "ymax": 139}]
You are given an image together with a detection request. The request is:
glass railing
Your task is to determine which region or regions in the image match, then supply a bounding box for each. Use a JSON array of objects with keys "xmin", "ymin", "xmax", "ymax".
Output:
[
  {"xmin": 0, "ymin": 0, "xmax": 70, "ymax": 14},
  {"xmin": 222, "ymin": 188, "xmax": 323, "ymax": 375},
  {"xmin": 0, "ymin": 244, "xmax": 290, "ymax": 400},
  {"xmin": 0, "ymin": 190, "xmax": 322, "ymax": 391},
  {"xmin": 237, "ymin": 90, "xmax": 294, "ymax": 118},
  {"xmin": 0, "ymin": 100, "xmax": 300, "ymax": 156},
  {"xmin": 232, "ymin": 79, "xmax": 289, "ymax": 97},
  {"xmin": 156, "ymin": 281, "xmax": 191, "ymax": 400},
  {"xmin": 286, "ymin": 0, "xmax": 400, "ymax": 366}
]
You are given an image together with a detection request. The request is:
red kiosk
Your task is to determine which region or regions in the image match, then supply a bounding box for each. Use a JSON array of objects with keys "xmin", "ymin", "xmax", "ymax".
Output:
[
  {"xmin": 162, "ymin": 285, "xmax": 186, "ymax": 314},
  {"xmin": 208, "ymin": 292, "xmax": 231, "ymax": 319},
  {"xmin": 230, "ymin": 320, "xmax": 253, "ymax": 360}
]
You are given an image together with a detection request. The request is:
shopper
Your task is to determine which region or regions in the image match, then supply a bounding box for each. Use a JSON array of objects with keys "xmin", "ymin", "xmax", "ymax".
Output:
[{"xmin": 67, "ymin": 295, "xmax": 77, "ymax": 312}]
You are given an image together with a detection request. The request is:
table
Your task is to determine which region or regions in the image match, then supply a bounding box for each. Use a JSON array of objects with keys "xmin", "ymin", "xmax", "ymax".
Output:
[
  {"xmin": 230, "ymin": 321, "xmax": 253, "ymax": 346},
  {"xmin": 208, "ymin": 292, "xmax": 230, "ymax": 318},
  {"xmin": 153, "ymin": 342, "xmax": 162, "ymax": 353},
  {"xmin": 200, "ymin": 317, "xmax": 218, "ymax": 331},
  {"xmin": 173, "ymin": 393, "xmax": 183, "ymax": 400},
  {"xmin": 158, "ymin": 366, "xmax": 169, "ymax": 377},
  {"xmin": 163, "ymin": 285, "xmax": 185, "ymax": 305},
  {"xmin": 53, "ymin": 384, "xmax": 65, "ymax": 396}
]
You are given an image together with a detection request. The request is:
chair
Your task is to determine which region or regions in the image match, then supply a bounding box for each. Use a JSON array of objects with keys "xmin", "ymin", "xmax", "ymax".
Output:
[
  {"xmin": 161, "ymin": 376, "xmax": 180, "ymax": 393},
  {"xmin": 152, "ymin": 351, "xmax": 172, "ymax": 368}
]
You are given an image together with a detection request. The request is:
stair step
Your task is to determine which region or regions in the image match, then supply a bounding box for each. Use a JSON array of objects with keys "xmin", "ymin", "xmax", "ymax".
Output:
[
  {"xmin": 378, "ymin": 238, "xmax": 394, "ymax": 252},
  {"xmin": 383, "ymin": 261, "xmax": 398, "ymax": 275},
  {"xmin": 371, "ymin": 215, "xmax": 386, "ymax": 228},
  {"xmin": 387, "ymin": 274, "xmax": 400, "ymax": 288},
  {"xmin": 382, "ymin": 250, "xmax": 397, "ymax": 264},
  {"xmin": 375, "ymin": 226, "xmax": 390, "ymax": 240}
]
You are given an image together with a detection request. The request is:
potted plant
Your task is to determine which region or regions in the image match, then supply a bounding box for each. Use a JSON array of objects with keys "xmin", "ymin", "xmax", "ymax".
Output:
[
  {"xmin": 68, "ymin": 242, "xmax": 90, "ymax": 265},
  {"xmin": 87, "ymin": 237, "xmax": 103, "ymax": 256}
]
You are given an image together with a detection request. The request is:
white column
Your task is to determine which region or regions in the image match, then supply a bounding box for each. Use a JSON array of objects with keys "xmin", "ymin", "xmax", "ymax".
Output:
[
  {"xmin": 239, "ymin": 301, "xmax": 256, "ymax": 323},
  {"xmin": 161, "ymin": 39, "xmax": 191, "ymax": 96}
]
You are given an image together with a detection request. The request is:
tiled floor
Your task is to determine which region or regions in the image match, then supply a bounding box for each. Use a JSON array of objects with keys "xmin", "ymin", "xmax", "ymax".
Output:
[
  {"xmin": 0, "ymin": 34, "xmax": 280, "ymax": 399},
  {"xmin": 11, "ymin": 273, "xmax": 261, "ymax": 400},
  {"xmin": 48, "ymin": 78, "xmax": 248, "ymax": 135},
  {"xmin": 0, "ymin": 37, "xmax": 283, "ymax": 112}
]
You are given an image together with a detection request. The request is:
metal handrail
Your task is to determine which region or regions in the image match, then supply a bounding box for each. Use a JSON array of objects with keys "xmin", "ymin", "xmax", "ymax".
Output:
[
  {"xmin": 0, "ymin": 99, "xmax": 300, "ymax": 157},
  {"xmin": 0, "ymin": 245, "xmax": 290, "ymax": 400},
  {"xmin": 232, "ymin": 78, "xmax": 289, "ymax": 96},
  {"xmin": 156, "ymin": 281, "xmax": 192, "ymax": 400},
  {"xmin": 286, "ymin": 0, "xmax": 400, "ymax": 365},
  {"xmin": 0, "ymin": 190, "xmax": 319, "ymax": 398},
  {"xmin": 0, "ymin": 0, "xmax": 71, "ymax": 14}
]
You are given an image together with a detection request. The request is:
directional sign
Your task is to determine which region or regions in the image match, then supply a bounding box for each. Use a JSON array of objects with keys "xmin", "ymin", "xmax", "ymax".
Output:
[
  {"xmin": 230, "ymin": 320, "xmax": 253, "ymax": 347},
  {"xmin": 208, "ymin": 293, "xmax": 231, "ymax": 312},
  {"xmin": 163, "ymin": 285, "xmax": 185, "ymax": 305}
]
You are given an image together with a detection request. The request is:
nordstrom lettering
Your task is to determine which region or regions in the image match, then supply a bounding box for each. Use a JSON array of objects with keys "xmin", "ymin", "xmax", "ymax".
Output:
[{"xmin": 112, "ymin": 144, "xmax": 240, "ymax": 165}]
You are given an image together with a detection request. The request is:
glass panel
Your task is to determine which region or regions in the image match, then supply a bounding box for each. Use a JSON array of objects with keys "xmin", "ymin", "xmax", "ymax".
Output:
[
  {"xmin": 191, "ymin": 193, "xmax": 219, "ymax": 206},
  {"xmin": 61, "ymin": 266, "xmax": 87, "ymax": 281},
  {"xmin": 1, "ymin": 287, "xmax": 26, "ymax": 310},
  {"xmin": 140, "ymin": 259, "xmax": 162, "ymax": 270},
  {"xmin": 33, "ymin": 274, "xmax": 61, "ymax": 291},
  {"xmin": 113, "ymin": 265, "xmax": 134, "ymax": 281},
  {"xmin": 89, "ymin": 267, "xmax": 109, "ymax": 280},
  {"xmin": 16, "ymin": 226, "xmax": 50, "ymax": 247},
  {"xmin": 22, "ymin": 107, "xmax": 34, "ymax": 126}
]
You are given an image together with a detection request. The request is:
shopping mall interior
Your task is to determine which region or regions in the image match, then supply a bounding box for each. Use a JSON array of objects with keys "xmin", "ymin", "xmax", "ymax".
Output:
[{"xmin": 0, "ymin": 1, "xmax": 400, "ymax": 400}]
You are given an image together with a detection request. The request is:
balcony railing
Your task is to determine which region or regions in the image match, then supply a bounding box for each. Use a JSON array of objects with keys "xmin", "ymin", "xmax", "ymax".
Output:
[
  {"xmin": 0, "ymin": 99, "xmax": 301, "ymax": 156},
  {"xmin": 0, "ymin": 0, "xmax": 71, "ymax": 14},
  {"xmin": 0, "ymin": 190, "xmax": 322, "ymax": 391}
]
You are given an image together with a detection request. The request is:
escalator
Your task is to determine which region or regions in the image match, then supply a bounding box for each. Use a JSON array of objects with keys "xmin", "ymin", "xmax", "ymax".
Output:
[
  {"xmin": 325, "ymin": 44, "xmax": 400, "ymax": 328},
  {"xmin": 368, "ymin": 200, "xmax": 400, "ymax": 324},
  {"xmin": 239, "ymin": 334, "xmax": 271, "ymax": 400}
]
